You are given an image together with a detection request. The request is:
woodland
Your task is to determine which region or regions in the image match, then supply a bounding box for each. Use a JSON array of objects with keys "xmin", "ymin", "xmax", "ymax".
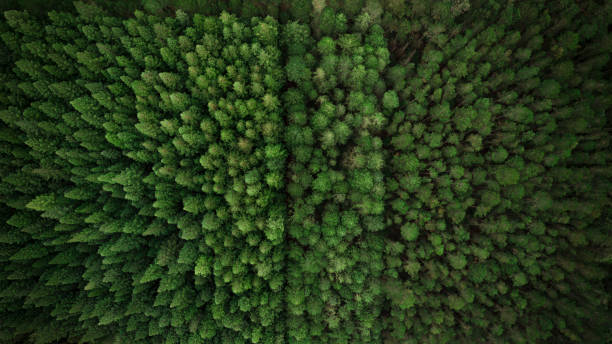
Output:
[{"xmin": 0, "ymin": 1, "xmax": 610, "ymax": 343}]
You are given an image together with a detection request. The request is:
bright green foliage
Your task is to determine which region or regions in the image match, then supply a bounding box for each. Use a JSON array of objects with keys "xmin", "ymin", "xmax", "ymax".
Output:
[
  {"xmin": 0, "ymin": 5, "xmax": 286, "ymax": 344},
  {"xmin": 283, "ymin": 18, "xmax": 389, "ymax": 343},
  {"xmin": 0, "ymin": 1, "xmax": 611, "ymax": 344}
]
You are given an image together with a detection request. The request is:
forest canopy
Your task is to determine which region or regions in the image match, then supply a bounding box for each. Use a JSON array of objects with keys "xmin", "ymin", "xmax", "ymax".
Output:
[{"xmin": 0, "ymin": 1, "xmax": 610, "ymax": 343}]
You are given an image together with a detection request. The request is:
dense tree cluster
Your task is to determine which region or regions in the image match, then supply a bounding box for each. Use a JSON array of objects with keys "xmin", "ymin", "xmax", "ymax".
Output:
[
  {"xmin": 381, "ymin": 1, "xmax": 611, "ymax": 343},
  {"xmin": 283, "ymin": 19, "xmax": 389, "ymax": 343},
  {"xmin": 1, "ymin": 4, "xmax": 286, "ymax": 343},
  {"xmin": 0, "ymin": 1, "xmax": 610, "ymax": 344}
]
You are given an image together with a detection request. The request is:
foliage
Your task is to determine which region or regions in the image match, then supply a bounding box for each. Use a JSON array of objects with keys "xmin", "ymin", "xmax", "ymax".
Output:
[
  {"xmin": 381, "ymin": 1, "xmax": 612, "ymax": 343},
  {"xmin": 283, "ymin": 17, "xmax": 389, "ymax": 343},
  {"xmin": 0, "ymin": 1, "xmax": 610, "ymax": 344},
  {"xmin": 1, "ymin": 4, "xmax": 285, "ymax": 343}
]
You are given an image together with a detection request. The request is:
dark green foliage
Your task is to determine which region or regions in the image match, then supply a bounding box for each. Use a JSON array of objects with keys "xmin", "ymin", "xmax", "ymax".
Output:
[
  {"xmin": 0, "ymin": 1, "xmax": 610, "ymax": 344},
  {"xmin": 382, "ymin": 1, "xmax": 612, "ymax": 343}
]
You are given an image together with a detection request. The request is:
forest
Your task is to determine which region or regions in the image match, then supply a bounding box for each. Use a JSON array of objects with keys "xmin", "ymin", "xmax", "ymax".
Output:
[{"xmin": 0, "ymin": 0, "xmax": 610, "ymax": 343}]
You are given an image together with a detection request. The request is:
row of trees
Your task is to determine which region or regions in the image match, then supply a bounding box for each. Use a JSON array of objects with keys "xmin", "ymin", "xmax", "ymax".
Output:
[
  {"xmin": 0, "ymin": 1, "xmax": 610, "ymax": 343},
  {"xmin": 283, "ymin": 19, "xmax": 389, "ymax": 342}
]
